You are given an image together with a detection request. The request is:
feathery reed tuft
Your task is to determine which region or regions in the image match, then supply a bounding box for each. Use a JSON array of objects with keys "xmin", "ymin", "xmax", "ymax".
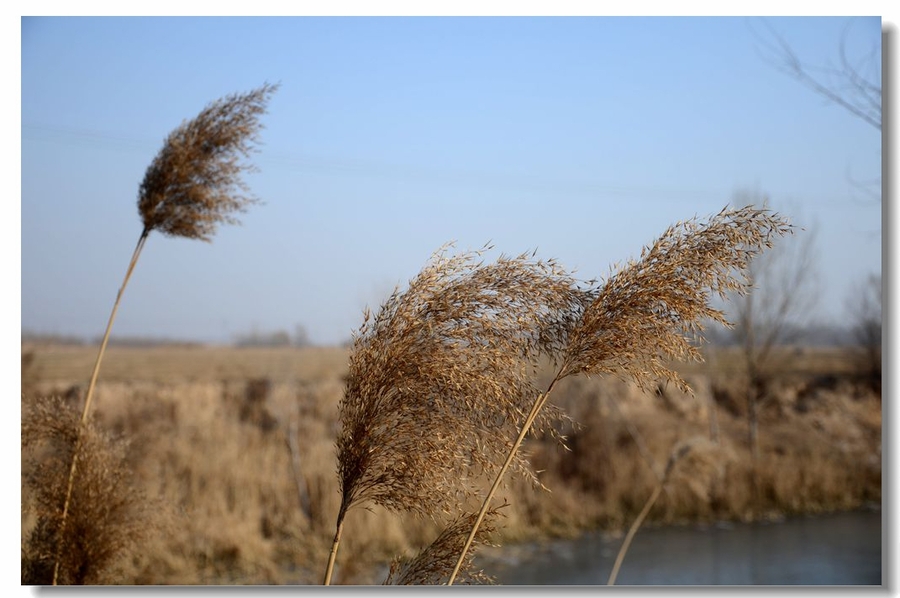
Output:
[
  {"xmin": 22, "ymin": 396, "xmax": 152, "ymax": 585},
  {"xmin": 337, "ymin": 244, "xmax": 588, "ymax": 516},
  {"xmin": 449, "ymin": 206, "xmax": 792, "ymax": 584},
  {"xmin": 561, "ymin": 206, "xmax": 793, "ymax": 391},
  {"xmin": 384, "ymin": 507, "xmax": 504, "ymax": 585},
  {"xmin": 324, "ymin": 244, "xmax": 589, "ymax": 583},
  {"xmin": 323, "ymin": 206, "xmax": 790, "ymax": 585},
  {"xmin": 138, "ymin": 82, "xmax": 278, "ymax": 241},
  {"xmin": 50, "ymin": 83, "xmax": 277, "ymax": 584}
]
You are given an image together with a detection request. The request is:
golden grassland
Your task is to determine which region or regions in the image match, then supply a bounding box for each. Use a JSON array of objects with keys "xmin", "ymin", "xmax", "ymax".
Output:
[{"xmin": 21, "ymin": 343, "xmax": 881, "ymax": 584}]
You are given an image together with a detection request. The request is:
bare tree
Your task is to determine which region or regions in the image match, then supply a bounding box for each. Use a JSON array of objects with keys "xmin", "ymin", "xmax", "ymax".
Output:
[
  {"xmin": 846, "ymin": 274, "xmax": 882, "ymax": 391},
  {"xmin": 728, "ymin": 194, "xmax": 819, "ymax": 462},
  {"xmin": 751, "ymin": 17, "xmax": 882, "ymax": 209},
  {"xmin": 751, "ymin": 17, "xmax": 882, "ymax": 131}
]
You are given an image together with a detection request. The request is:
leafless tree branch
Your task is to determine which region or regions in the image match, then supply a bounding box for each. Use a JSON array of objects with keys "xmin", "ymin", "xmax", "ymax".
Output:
[{"xmin": 751, "ymin": 17, "xmax": 882, "ymax": 131}]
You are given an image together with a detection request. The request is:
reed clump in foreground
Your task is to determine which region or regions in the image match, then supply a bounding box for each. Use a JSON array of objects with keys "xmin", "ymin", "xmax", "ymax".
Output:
[
  {"xmin": 42, "ymin": 83, "xmax": 277, "ymax": 585},
  {"xmin": 324, "ymin": 206, "xmax": 792, "ymax": 585},
  {"xmin": 21, "ymin": 395, "xmax": 156, "ymax": 584}
]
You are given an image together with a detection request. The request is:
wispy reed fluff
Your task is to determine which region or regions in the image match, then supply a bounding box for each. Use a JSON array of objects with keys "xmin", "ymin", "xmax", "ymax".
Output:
[
  {"xmin": 324, "ymin": 245, "xmax": 590, "ymax": 584},
  {"xmin": 22, "ymin": 397, "xmax": 151, "ymax": 584},
  {"xmin": 338, "ymin": 245, "xmax": 588, "ymax": 513},
  {"xmin": 383, "ymin": 507, "xmax": 504, "ymax": 585},
  {"xmin": 561, "ymin": 205, "xmax": 793, "ymax": 390},
  {"xmin": 324, "ymin": 206, "xmax": 790, "ymax": 585},
  {"xmin": 138, "ymin": 83, "xmax": 278, "ymax": 241},
  {"xmin": 448, "ymin": 206, "xmax": 792, "ymax": 584}
]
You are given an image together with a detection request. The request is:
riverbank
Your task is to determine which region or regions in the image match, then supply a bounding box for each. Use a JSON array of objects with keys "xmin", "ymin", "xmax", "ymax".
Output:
[{"xmin": 21, "ymin": 344, "xmax": 881, "ymax": 584}]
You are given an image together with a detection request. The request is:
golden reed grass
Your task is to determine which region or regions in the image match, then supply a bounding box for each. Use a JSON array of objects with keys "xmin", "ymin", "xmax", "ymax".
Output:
[
  {"xmin": 449, "ymin": 206, "xmax": 791, "ymax": 583},
  {"xmin": 324, "ymin": 245, "xmax": 590, "ymax": 583},
  {"xmin": 324, "ymin": 206, "xmax": 790, "ymax": 584},
  {"xmin": 383, "ymin": 507, "xmax": 504, "ymax": 585},
  {"xmin": 138, "ymin": 83, "xmax": 277, "ymax": 241},
  {"xmin": 49, "ymin": 83, "xmax": 277, "ymax": 584},
  {"xmin": 22, "ymin": 396, "xmax": 154, "ymax": 584}
]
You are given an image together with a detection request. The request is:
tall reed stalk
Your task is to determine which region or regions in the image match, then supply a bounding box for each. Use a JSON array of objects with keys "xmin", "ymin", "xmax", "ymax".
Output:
[
  {"xmin": 325, "ymin": 206, "xmax": 788, "ymax": 585},
  {"xmin": 446, "ymin": 206, "xmax": 791, "ymax": 584},
  {"xmin": 50, "ymin": 83, "xmax": 277, "ymax": 585}
]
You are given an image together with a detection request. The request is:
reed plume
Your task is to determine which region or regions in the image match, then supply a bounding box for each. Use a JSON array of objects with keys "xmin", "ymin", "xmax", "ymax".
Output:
[
  {"xmin": 448, "ymin": 206, "xmax": 792, "ymax": 584},
  {"xmin": 324, "ymin": 244, "xmax": 589, "ymax": 584},
  {"xmin": 383, "ymin": 507, "xmax": 504, "ymax": 585},
  {"xmin": 22, "ymin": 396, "xmax": 151, "ymax": 584},
  {"xmin": 138, "ymin": 83, "xmax": 278, "ymax": 241},
  {"xmin": 51, "ymin": 83, "xmax": 277, "ymax": 584},
  {"xmin": 560, "ymin": 205, "xmax": 792, "ymax": 388}
]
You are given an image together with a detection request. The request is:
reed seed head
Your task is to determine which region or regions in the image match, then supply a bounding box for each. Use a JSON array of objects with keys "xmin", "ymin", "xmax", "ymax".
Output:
[
  {"xmin": 562, "ymin": 205, "xmax": 792, "ymax": 392},
  {"xmin": 21, "ymin": 396, "xmax": 152, "ymax": 584},
  {"xmin": 137, "ymin": 83, "xmax": 278, "ymax": 241},
  {"xmin": 336, "ymin": 244, "xmax": 590, "ymax": 519},
  {"xmin": 383, "ymin": 507, "xmax": 503, "ymax": 585}
]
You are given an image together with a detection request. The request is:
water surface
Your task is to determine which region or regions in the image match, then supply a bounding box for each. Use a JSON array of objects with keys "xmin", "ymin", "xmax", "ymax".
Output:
[{"xmin": 476, "ymin": 509, "xmax": 882, "ymax": 585}]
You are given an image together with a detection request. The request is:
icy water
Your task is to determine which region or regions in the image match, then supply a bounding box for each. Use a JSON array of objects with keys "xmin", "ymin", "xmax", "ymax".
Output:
[{"xmin": 475, "ymin": 508, "xmax": 882, "ymax": 585}]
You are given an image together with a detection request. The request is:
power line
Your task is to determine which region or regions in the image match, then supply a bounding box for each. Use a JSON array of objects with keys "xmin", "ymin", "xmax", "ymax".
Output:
[{"xmin": 21, "ymin": 122, "xmax": 872, "ymax": 209}]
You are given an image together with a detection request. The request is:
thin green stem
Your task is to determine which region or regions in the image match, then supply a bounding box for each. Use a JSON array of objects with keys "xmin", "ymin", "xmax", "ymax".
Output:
[{"xmin": 52, "ymin": 229, "xmax": 149, "ymax": 585}]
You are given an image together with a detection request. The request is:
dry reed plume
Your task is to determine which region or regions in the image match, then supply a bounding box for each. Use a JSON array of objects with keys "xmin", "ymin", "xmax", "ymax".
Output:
[
  {"xmin": 384, "ymin": 507, "xmax": 504, "ymax": 585},
  {"xmin": 324, "ymin": 207, "xmax": 790, "ymax": 585},
  {"xmin": 50, "ymin": 83, "xmax": 277, "ymax": 584},
  {"xmin": 324, "ymin": 245, "xmax": 590, "ymax": 584},
  {"xmin": 22, "ymin": 396, "xmax": 152, "ymax": 584},
  {"xmin": 138, "ymin": 83, "xmax": 278, "ymax": 241},
  {"xmin": 316, "ymin": 207, "xmax": 790, "ymax": 585},
  {"xmin": 448, "ymin": 206, "xmax": 791, "ymax": 583},
  {"xmin": 561, "ymin": 206, "xmax": 793, "ymax": 388}
]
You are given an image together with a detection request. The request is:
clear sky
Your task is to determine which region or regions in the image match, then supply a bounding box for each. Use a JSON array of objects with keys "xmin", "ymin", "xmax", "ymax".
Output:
[{"xmin": 20, "ymin": 14, "xmax": 885, "ymax": 346}]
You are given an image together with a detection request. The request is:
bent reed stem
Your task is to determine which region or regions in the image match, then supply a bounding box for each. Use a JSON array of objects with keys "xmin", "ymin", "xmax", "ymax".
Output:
[
  {"xmin": 607, "ymin": 438, "xmax": 695, "ymax": 585},
  {"xmin": 447, "ymin": 371, "xmax": 565, "ymax": 585},
  {"xmin": 607, "ymin": 483, "xmax": 663, "ymax": 586},
  {"xmin": 52, "ymin": 229, "xmax": 149, "ymax": 585}
]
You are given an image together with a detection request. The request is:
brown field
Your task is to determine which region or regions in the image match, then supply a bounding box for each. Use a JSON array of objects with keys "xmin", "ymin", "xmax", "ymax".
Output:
[{"xmin": 21, "ymin": 343, "xmax": 881, "ymax": 584}]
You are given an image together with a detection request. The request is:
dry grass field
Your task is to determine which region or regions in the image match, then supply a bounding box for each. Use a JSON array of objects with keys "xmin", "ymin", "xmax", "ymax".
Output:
[
  {"xmin": 25, "ymin": 82, "xmax": 877, "ymax": 586},
  {"xmin": 21, "ymin": 342, "xmax": 881, "ymax": 584}
]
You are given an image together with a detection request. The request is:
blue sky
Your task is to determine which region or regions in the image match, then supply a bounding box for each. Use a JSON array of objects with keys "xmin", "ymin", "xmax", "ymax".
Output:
[{"xmin": 20, "ymin": 15, "xmax": 885, "ymax": 346}]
